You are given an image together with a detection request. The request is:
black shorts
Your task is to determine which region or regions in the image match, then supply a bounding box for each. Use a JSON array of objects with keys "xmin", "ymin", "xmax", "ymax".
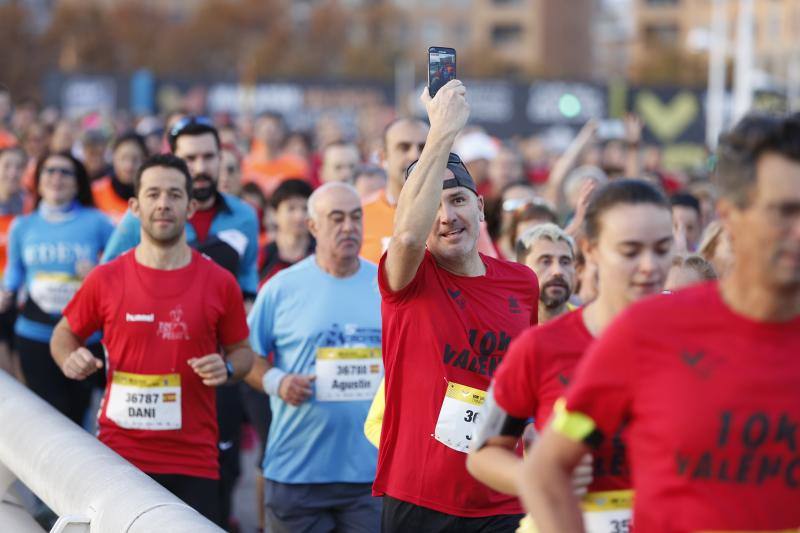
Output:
[
  {"xmin": 148, "ymin": 473, "xmax": 220, "ymax": 525},
  {"xmin": 0, "ymin": 306, "xmax": 16, "ymax": 344},
  {"xmin": 381, "ymin": 496, "xmax": 523, "ymax": 533}
]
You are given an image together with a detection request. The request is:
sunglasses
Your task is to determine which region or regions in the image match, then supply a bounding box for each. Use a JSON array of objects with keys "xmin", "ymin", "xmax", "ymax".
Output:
[
  {"xmin": 42, "ymin": 167, "xmax": 76, "ymax": 178},
  {"xmin": 405, "ymin": 153, "xmax": 468, "ymax": 180},
  {"xmin": 169, "ymin": 116, "xmax": 215, "ymax": 140}
]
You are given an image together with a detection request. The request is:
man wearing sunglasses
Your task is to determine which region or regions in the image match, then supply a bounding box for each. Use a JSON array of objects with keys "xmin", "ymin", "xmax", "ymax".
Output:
[
  {"xmin": 100, "ymin": 116, "xmax": 259, "ymax": 528},
  {"xmin": 374, "ymin": 80, "xmax": 539, "ymax": 532}
]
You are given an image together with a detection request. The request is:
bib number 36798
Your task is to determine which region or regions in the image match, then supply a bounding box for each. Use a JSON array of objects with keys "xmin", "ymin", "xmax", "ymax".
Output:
[{"xmin": 434, "ymin": 381, "xmax": 486, "ymax": 453}]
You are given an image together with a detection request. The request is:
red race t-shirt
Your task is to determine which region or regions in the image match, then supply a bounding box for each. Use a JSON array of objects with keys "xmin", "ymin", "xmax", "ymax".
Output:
[
  {"xmin": 64, "ymin": 249, "xmax": 249, "ymax": 480},
  {"xmin": 374, "ymin": 250, "xmax": 538, "ymax": 517},
  {"xmin": 493, "ymin": 308, "xmax": 630, "ymax": 492},
  {"xmin": 189, "ymin": 204, "xmax": 217, "ymax": 244},
  {"xmin": 561, "ymin": 282, "xmax": 800, "ymax": 532}
]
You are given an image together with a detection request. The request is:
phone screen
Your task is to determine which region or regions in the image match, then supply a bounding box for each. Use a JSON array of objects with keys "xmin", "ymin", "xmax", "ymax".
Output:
[{"xmin": 428, "ymin": 47, "xmax": 456, "ymax": 98}]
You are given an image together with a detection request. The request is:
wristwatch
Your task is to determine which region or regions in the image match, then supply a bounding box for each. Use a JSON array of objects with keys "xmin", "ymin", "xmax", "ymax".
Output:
[{"xmin": 225, "ymin": 361, "xmax": 235, "ymax": 380}]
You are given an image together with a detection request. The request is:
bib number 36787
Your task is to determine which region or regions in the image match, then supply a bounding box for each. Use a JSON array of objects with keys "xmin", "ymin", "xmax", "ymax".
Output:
[{"xmin": 434, "ymin": 381, "xmax": 486, "ymax": 453}]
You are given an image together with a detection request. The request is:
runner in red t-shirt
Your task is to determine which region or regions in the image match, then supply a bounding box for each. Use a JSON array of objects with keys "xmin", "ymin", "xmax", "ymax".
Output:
[
  {"xmin": 50, "ymin": 154, "xmax": 255, "ymax": 524},
  {"xmin": 375, "ymin": 80, "xmax": 538, "ymax": 532},
  {"xmin": 520, "ymin": 113, "xmax": 800, "ymax": 533},
  {"xmin": 468, "ymin": 180, "xmax": 674, "ymax": 533}
]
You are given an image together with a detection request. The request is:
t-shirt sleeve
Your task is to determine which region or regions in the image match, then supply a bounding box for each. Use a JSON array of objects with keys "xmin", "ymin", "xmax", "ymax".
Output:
[
  {"xmin": 3, "ymin": 217, "xmax": 25, "ymax": 292},
  {"xmin": 492, "ymin": 329, "xmax": 539, "ymax": 419},
  {"xmin": 63, "ymin": 268, "xmax": 106, "ymax": 340},
  {"xmin": 553, "ymin": 309, "xmax": 637, "ymax": 449},
  {"xmin": 238, "ymin": 203, "xmax": 260, "ymax": 298},
  {"xmin": 377, "ymin": 250, "xmax": 429, "ymax": 304},
  {"xmin": 247, "ymin": 279, "xmax": 278, "ymax": 358},
  {"xmin": 101, "ymin": 211, "xmax": 140, "ymax": 264},
  {"xmin": 218, "ymin": 271, "xmax": 250, "ymax": 346}
]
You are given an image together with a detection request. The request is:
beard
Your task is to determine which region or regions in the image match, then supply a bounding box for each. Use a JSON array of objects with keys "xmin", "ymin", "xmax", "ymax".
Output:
[
  {"xmin": 540, "ymin": 278, "xmax": 572, "ymax": 309},
  {"xmin": 192, "ymin": 173, "xmax": 218, "ymax": 202}
]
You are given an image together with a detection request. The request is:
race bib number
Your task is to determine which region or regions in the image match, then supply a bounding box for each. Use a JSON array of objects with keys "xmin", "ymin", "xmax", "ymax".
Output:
[
  {"xmin": 106, "ymin": 371, "xmax": 182, "ymax": 430},
  {"xmin": 315, "ymin": 347, "xmax": 383, "ymax": 402},
  {"xmin": 434, "ymin": 381, "xmax": 486, "ymax": 453},
  {"xmin": 582, "ymin": 490, "xmax": 633, "ymax": 533},
  {"xmin": 29, "ymin": 272, "xmax": 80, "ymax": 314}
]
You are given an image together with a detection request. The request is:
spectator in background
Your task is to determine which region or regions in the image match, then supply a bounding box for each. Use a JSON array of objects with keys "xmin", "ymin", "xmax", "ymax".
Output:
[
  {"xmin": 698, "ymin": 219, "xmax": 733, "ymax": 278},
  {"xmin": 319, "ymin": 141, "xmax": 360, "ymax": 184},
  {"xmin": 670, "ymin": 192, "xmax": 703, "ymax": 252},
  {"xmin": 516, "ymin": 223, "xmax": 577, "ymax": 322},
  {"xmin": 218, "ymin": 145, "xmax": 243, "ymax": 196},
  {"xmin": 486, "ymin": 144, "xmax": 525, "ymax": 200},
  {"xmin": 81, "ymin": 129, "xmax": 111, "ymax": 182},
  {"xmin": 240, "ymin": 182, "xmax": 268, "ymax": 241},
  {"xmin": 134, "ymin": 116, "xmax": 164, "ymax": 157},
  {"xmin": 0, "ymin": 146, "xmax": 28, "ymax": 378},
  {"xmin": 494, "ymin": 198, "xmax": 557, "ymax": 260},
  {"xmin": 665, "ymin": 254, "xmax": 717, "ymax": 292},
  {"xmin": 454, "ymin": 128, "xmax": 498, "ymax": 197},
  {"xmin": 353, "ymin": 163, "xmax": 386, "ymax": 200},
  {"xmin": 243, "ymin": 112, "xmax": 309, "ymax": 195},
  {"xmin": 258, "ymin": 178, "xmax": 315, "ymax": 284},
  {"xmin": 21, "ymin": 122, "xmax": 50, "ymax": 193},
  {"xmin": 360, "ymin": 117, "xmax": 428, "ymax": 264},
  {"xmin": 50, "ymin": 120, "xmax": 76, "ymax": 153},
  {"xmin": 92, "ymin": 132, "xmax": 147, "ymax": 223}
]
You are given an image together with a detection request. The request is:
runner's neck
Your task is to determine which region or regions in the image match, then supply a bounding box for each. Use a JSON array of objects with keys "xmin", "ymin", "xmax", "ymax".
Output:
[
  {"xmin": 315, "ymin": 253, "xmax": 360, "ymax": 278},
  {"xmin": 135, "ymin": 238, "xmax": 193, "ymax": 271},
  {"xmin": 539, "ymin": 302, "xmax": 568, "ymax": 324},
  {"xmin": 386, "ymin": 177, "xmax": 402, "ymax": 207},
  {"xmin": 275, "ymin": 231, "xmax": 310, "ymax": 262},
  {"xmin": 581, "ymin": 296, "xmax": 623, "ymax": 338},
  {"xmin": 434, "ymin": 250, "xmax": 486, "ymax": 277},
  {"xmin": 720, "ymin": 272, "xmax": 800, "ymax": 323}
]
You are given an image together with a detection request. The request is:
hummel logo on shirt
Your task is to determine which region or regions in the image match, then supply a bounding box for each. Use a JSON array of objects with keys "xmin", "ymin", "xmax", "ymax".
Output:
[{"xmin": 126, "ymin": 313, "xmax": 154, "ymax": 323}]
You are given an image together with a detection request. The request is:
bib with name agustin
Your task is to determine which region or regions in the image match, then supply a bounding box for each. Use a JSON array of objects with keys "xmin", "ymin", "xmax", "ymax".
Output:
[{"xmin": 315, "ymin": 347, "xmax": 383, "ymax": 402}]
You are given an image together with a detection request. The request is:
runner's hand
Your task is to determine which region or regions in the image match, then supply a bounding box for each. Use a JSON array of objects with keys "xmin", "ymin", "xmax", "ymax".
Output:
[
  {"xmin": 421, "ymin": 79, "xmax": 470, "ymax": 139},
  {"xmin": 61, "ymin": 347, "xmax": 103, "ymax": 380},
  {"xmin": 278, "ymin": 374, "xmax": 316, "ymax": 406},
  {"xmin": 188, "ymin": 354, "xmax": 227, "ymax": 387},
  {"xmin": 572, "ymin": 454, "xmax": 594, "ymax": 497}
]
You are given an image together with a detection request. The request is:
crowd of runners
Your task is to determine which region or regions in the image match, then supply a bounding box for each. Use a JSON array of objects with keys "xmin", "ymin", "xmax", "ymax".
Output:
[{"xmin": 0, "ymin": 79, "xmax": 798, "ymax": 533}]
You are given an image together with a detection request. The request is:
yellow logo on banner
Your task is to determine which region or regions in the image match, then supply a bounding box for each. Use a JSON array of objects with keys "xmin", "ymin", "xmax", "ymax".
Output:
[{"xmin": 636, "ymin": 91, "xmax": 699, "ymax": 143}]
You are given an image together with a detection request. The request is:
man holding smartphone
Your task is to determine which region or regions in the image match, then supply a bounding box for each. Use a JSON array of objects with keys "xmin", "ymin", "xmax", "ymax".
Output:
[{"xmin": 373, "ymin": 80, "xmax": 539, "ymax": 531}]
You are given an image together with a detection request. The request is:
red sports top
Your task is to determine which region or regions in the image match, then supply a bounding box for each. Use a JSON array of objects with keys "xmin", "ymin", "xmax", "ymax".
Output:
[
  {"xmin": 561, "ymin": 282, "xmax": 800, "ymax": 532},
  {"xmin": 64, "ymin": 249, "xmax": 248, "ymax": 479},
  {"xmin": 374, "ymin": 250, "xmax": 538, "ymax": 517},
  {"xmin": 493, "ymin": 308, "xmax": 630, "ymax": 492}
]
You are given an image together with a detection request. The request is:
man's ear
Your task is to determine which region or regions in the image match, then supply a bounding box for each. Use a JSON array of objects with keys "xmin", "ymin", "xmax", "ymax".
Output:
[
  {"xmin": 307, "ymin": 217, "xmax": 318, "ymax": 240},
  {"xmin": 187, "ymin": 198, "xmax": 198, "ymax": 219},
  {"xmin": 129, "ymin": 196, "xmax": 141, "ymax": 219},
  {"xmin": 477, "ymin": 195, "xmax": 485, "ymax": 222}
]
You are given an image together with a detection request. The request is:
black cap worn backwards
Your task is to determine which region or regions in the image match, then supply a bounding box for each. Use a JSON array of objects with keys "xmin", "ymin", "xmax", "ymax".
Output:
[{"xmin": 405, "ymin": 152, "xmax": 478, "ymax": 196}]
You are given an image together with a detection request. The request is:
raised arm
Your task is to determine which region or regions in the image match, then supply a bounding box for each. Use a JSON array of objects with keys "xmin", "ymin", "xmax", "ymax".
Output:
[{"xmin": 384, "ymin": 80, "xmax": 470, "ymax": 291}]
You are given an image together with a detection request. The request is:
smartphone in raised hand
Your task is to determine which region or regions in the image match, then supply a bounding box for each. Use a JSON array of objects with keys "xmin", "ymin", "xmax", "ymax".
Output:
[{"xmin": 428, "ymin": 46, "xmax": 456, "ymax": 98}]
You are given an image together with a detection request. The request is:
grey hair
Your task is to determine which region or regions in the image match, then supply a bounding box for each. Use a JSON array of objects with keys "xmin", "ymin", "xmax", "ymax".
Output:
[
  {"xmin": 307, "ymin": 181, "xmax": 360, "ymax": 221},
  {"xmin": 516, "ymin": 223, "xmax": 576, "ymax": 263}
]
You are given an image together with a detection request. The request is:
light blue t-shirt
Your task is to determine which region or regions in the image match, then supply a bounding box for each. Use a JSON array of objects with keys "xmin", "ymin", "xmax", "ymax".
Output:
[
  {"xmin": 4, "ymin": 202, "xmax": 113, "ymax": 342},
  {"xmin": 248, "ymin": 255, "xmax": 381, "ymax": 484}
]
